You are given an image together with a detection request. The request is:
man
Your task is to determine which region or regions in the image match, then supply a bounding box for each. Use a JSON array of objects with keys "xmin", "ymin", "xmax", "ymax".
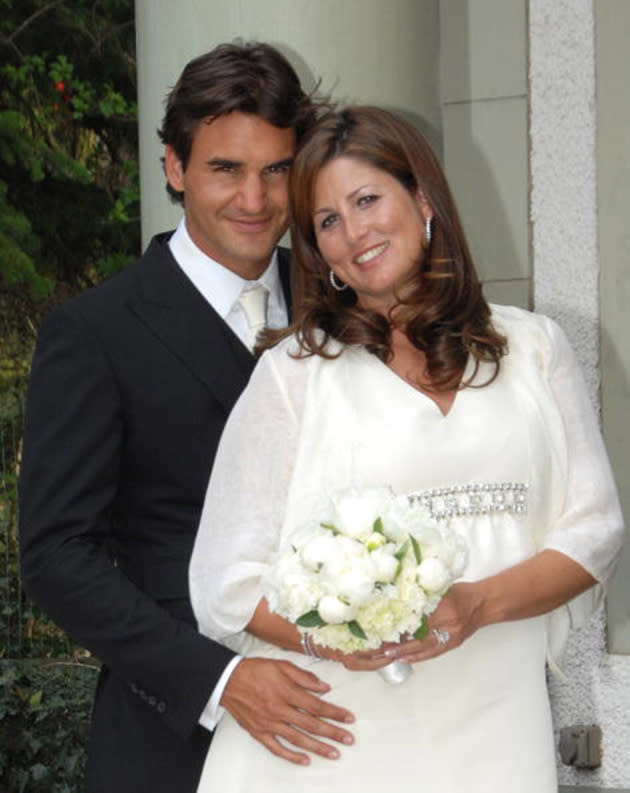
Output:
[{"xmin": 19, "ymin": 42, "xmax": 353, "ymax": 793}]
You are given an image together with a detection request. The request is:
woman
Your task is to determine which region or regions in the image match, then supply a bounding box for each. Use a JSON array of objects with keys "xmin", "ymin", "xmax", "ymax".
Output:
[{"xmin": 189, "ymin": 107, "xmax": 624, "ymax": 792}]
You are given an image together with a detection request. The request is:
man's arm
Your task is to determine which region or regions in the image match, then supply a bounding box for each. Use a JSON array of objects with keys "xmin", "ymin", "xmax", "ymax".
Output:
[
  {"xmin": 19, "ymin": 304, "xmax": 227, "ymax": 737},
  {"xmin": 20, "ymin": 304, "xmax": 355, "ymax": 757}
]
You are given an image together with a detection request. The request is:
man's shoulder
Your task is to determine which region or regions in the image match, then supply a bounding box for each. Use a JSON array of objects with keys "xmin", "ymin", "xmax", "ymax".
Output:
[{"xmin": 57, "ymin": 232, "xmax": 176, "ymax": 314}]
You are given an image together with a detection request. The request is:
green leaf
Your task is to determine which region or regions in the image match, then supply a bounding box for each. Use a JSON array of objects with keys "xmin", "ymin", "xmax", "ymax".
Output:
[
  {"xmin": 413, "ymin": 615, "xmax": 429, "ymax": 640},
  {"xmin": 296, "ymin": 610, "xmax": 326, "ymax": 628},
  {"xmin": 372, "ymin": 516, "xmax": 384, "ymax": 534},
  {"xmin": 394, "ymin": 539, "xmax": 409, "ymax": 561},
  {"xmin": 410, "ymin": 534, "xmax": 422, "ymax": 565},
  {"xmin": 347, "ymin": 620, "xmax": 367, "ymax": 639},
  {"xmin": 31, "ymin": 762, "xmax": 48, "ymax": 781},
  {"xmin": 29, "ymin": 689, "xmax": 43, "ymax": 707}
]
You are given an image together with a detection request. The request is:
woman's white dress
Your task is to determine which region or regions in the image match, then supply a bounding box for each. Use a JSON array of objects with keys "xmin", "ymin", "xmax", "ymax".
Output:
[{"xmin": 189, "ymin": 304, "xmax": 623, "ymax": 793}]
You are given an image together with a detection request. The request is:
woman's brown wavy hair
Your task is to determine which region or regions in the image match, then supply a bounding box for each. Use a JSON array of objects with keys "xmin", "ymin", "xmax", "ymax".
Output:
[{"xmin": 265, "ymin": 106, "xmax": 506, "ymax": 390}]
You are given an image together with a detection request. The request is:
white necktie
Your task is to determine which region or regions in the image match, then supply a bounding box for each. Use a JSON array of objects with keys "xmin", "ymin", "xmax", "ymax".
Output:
[{"xmin": 237, "ymin": 284, "xmax": 269, "ymax": 352}]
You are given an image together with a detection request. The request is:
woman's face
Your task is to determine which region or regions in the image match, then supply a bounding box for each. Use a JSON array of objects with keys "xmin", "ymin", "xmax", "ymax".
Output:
[{"xmin": 312, "ymin": 156, "xmax": 431, "ymax": 314}]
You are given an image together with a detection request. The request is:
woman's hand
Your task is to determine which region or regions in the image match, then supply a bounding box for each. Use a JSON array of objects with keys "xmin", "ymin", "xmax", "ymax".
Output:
[
  {"xmin": 312, "ymin": 640, "xmax": 400, "ymax": 671},
  {"xmin": 310, "ymin": 581, "xmax": 484, "ymax": 669},
  {"xmin": 390, "ymin": 581, "xmax": 486, "ymax": 663},
  {"xmin": 375, "ymin": 550, "xmax": 597, "ymax": 665}
]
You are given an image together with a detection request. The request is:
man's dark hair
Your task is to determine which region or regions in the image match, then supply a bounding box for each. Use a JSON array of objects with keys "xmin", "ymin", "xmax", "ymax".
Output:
[{"xmin": 158, "ymin": 41, "xmax": 319, "ymax": 203}]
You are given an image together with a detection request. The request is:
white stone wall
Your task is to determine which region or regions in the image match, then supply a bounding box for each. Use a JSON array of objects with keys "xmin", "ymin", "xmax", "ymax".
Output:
[{"xmin": 529, "ymin": 1, "xmax": 630, "ymax": 787}]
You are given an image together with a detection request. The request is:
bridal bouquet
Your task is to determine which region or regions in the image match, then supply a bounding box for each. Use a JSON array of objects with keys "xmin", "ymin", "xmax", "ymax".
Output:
[{"xmin": 264, "ymin": 487, "xmax": 468, "ymax": 658}]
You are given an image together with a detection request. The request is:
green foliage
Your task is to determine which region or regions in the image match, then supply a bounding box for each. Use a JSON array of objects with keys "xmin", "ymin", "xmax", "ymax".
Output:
[
  {"xmin": 348, "ymin": 619, "xmax": 368, "ymax": 640},
  {"xmin": 413, "ymin": 614, "xmax": 429, "ymax": 640},
  {"xmin": 0, "ymin": 0, "xmax": 139, "ymax": 662},
  {"xmin": 0, "ymin": 0, "xmax": 140, "ymax": 325},
  {"xmin": 0, "ymin": 660, "xmax": 97, "ymax": 792},
  {"xmin": 296, "ymin": 610, "xmax": 327, "ymax": 628},
  {"xmin": 0, "ymin": 6, "xmax": 137, "ymax": 787}
]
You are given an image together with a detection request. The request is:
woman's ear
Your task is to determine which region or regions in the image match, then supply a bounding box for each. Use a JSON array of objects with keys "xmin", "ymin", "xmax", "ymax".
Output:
[{"xmin": 415, "ymin": 189, "xmax": 433, "ymax": 223}]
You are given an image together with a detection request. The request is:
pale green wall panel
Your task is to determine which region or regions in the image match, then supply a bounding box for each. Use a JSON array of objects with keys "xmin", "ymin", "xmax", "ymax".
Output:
[
  {"xmin": 439, "ymin": 0, "xmax": 530, "ymax": 296},
  {"xmin": 440, "ymin": 0, "xmax": 527, "ymax": 103},
  {"xmin": 442, "ymin": 97, "xmax": 529, "ymax": 284},
  {"xmin": 596, "ymin": 0, "xmax": 630, "ymax": 653},
  {"xmin": 482, "ymin": 278, "xmax": 530, "ymax": 309}
]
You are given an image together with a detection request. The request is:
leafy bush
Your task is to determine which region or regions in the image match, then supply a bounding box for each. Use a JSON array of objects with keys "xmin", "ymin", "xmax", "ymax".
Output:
[{"xmin": 0, "ymin": 660, "xmax": 98, "ymax": 793}]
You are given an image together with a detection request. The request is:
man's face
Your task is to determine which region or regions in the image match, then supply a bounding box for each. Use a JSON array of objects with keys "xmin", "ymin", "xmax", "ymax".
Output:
[{"xmin": 165, "ymin": 111, "xmax": 296, "ymax": 280}]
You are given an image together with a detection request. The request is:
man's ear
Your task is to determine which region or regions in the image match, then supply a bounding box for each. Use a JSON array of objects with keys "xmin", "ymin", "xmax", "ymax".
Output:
[{"xmin": 164, "ymin": 145, "xmax": 185, "ymax": 193}]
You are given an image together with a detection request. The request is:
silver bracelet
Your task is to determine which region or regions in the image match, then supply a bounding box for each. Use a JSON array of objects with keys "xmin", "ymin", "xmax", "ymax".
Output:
[{"xmin": 300, "ymin": 631, "xmax": 321, "ymax": 660}]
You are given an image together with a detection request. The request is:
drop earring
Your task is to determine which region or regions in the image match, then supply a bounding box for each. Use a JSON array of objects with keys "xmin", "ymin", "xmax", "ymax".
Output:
[{"xmin": 425, "ymin": 216, "xmax": 432, "ymax": 246}]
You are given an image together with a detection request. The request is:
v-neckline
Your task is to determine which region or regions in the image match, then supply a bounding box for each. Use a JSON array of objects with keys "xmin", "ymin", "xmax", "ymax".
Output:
[{"xmin": 361, "ymin": 348, "xmax": 471, "ymax": 418}]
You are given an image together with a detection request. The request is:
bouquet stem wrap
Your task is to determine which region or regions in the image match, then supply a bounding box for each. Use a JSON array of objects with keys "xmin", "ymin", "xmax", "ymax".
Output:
[{"xmin": 379, "ymin": 660, "xmax": 414, "ymax": 685}]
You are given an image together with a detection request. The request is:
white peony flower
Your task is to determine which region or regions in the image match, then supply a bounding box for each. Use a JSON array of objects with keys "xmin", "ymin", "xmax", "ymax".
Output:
[
  {"xmin": 319, "ymin": 536, "xmax": 365, "ymax": 571},
  {"xmin": 318, "ymin": 594, "xmax": 357, "ymax": 624},
  {"xmin": 383, "ymin": 497, "xmax": 436, "ymax": 542},
  {"xmin": 300, "ymin": 533, "xmax": 338, "ymax": 571},
  {"xmin": 370, "ymin": 547, "xmax": 399, "ymax": 583},
  {"xmin": 410, "ymin": 524, "xmax": 443, "ymax": 558},
  {"xmin": 331, "ymin": 487, "xmax": 392, "ymax": 539},
  {"xmin": 416, "ymin": 557, "xmax": 450, "ymax": 593}
]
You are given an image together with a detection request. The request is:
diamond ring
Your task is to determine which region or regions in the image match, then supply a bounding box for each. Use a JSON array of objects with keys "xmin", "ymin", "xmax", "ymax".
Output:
[{"xmin": 431, "ymin": 628, "xmax": 451, "ymax": 646}]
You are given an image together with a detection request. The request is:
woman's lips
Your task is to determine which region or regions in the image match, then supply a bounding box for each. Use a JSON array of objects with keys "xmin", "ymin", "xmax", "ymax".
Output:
[{"xmin": 354, "ymin": 241, "xmax": 389, "ymax": 265}]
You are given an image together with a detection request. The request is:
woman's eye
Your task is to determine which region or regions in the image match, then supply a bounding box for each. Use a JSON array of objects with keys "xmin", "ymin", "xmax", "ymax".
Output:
[
  {"xmin": 358, "ymin": 193, "xmax": 379, "ymax": 208},
  {"xmin": 319, "ymin": 213, "xmax": 338, "ymax": 230}
]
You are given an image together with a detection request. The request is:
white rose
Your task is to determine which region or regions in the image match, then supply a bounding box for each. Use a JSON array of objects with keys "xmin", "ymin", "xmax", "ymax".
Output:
[
  {"xmin": 411, "ymin": 525, "xmax": 442, "ymax": 558},
  {"xmin": 383, "ymin": 497, "xmax": 435, "ymax": 541},
  {"xmin": 321, "ymin": 537, "xmax": 365, "ymax": 581},
  {"xmin": 331, "ymin": 487, "xmax": 392, "ymax": 539},
  {"xmin": 318, "ymin": 594, "xmax": 357, "ymax": 624},
  {"xmin": 416, "ymin": 557, "xmax": 450, "ymax": 593},
  {"xmin": 300, "ymin": 534, "xmax": 338, "ymax": 571},
  {"xmin": 370, "ymin": 548, "xmax": 398, "ymax": 583},
  {"xmin": 283, "ymin": 578, "xmax": 322, "ymax": 621},
  {"xmin": 335, "ymin": 565, "xmax": 376, "ymax": 605}
]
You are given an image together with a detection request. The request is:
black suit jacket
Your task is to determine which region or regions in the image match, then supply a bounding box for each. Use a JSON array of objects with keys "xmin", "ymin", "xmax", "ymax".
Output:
[{"xmin": 19, "ymin": 234, "xmax": 292, "ymax": 792}]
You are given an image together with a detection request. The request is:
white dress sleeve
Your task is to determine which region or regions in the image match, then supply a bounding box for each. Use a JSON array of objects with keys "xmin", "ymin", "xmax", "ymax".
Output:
[
  {"xmin": 523, "ymin": 313, "xmax": 626, "ymax": 673},
  {"xmin": 537, "ymin": 314, "xmax": 624, "ymax": 587},
  {"xmin": 189, "ymin": 338, "xmax": 308, "ymax": 654}
]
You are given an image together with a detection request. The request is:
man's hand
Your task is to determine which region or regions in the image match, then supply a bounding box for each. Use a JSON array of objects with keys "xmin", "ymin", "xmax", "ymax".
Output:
[{"xmin": 221, "ymin": 657, "xmax": 355, "ymax": 765}]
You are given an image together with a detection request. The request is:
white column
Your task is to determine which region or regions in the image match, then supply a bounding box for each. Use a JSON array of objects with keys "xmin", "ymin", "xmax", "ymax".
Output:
[
  {"xmin": 135, "ymin": 0, "xmax": 440, "ymax": 244},
  {"xmin": 529, "ymin": 0, "xmax": 599, "ymax": 393},
  {"xmin": 530, "ymin": 2, "xmax": 630, "ymax": 789}
]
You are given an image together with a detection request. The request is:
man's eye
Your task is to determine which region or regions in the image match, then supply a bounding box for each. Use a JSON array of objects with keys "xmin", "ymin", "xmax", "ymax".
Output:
[{"xmin": 266, "ymin": 163, "xmax": 291, "ymax": 175}]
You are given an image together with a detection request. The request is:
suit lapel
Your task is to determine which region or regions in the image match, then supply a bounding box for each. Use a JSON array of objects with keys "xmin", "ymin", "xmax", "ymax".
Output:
[
  {"xmin": 277, "ymin": 246, "xmax": 292, "ymax": 320},
  {"xmin": 127, "ymin": 235, "xmax": 255, "ymax": 415}
]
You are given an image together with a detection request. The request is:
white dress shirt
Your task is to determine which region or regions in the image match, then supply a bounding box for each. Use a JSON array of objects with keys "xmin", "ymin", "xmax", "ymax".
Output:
[
  {"xmin": 168, "ymin": 218, "xmax": 288, "ymax": 731},
  {"xmin": 169, "ymin": 219, "xmax": 288, "ymax": 347}
]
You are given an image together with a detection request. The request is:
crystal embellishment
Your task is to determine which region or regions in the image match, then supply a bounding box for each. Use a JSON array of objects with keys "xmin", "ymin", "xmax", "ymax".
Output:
[{"xmin": 408, "ymin": 482, "xmax": 528, "ymax": 520}]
